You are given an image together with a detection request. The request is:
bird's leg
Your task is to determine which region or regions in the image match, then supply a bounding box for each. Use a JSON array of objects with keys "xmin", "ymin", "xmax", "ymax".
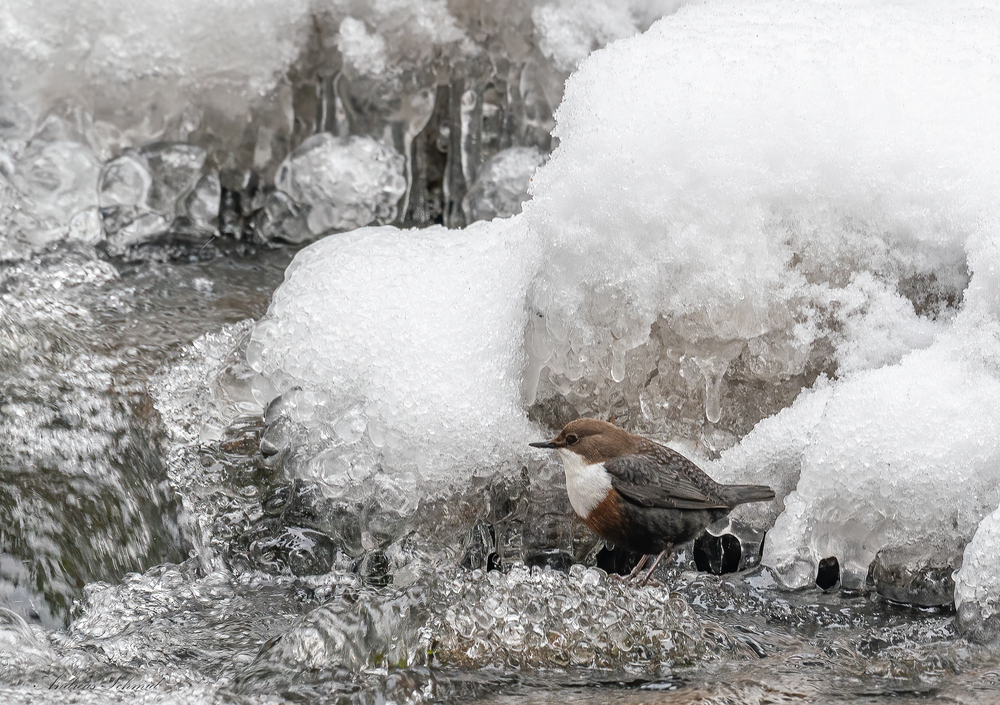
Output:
[
  {"xmin": 638, "ymin": 547, "xmax": 674, "ymax": 586},
  {"xmin": 624, "ymin": 554, "xmax": 650, "ymax": 580}
]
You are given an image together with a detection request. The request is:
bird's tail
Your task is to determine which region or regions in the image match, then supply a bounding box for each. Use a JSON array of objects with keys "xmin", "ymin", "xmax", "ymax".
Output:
[{"xmin": 721, "ymin": 484, "xmax": 776, "ymax": 507}]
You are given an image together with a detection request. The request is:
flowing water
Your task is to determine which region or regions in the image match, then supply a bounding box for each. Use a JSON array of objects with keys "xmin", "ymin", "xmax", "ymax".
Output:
[{"xmin": 1, "ymin": 238, "xmax": 998, "ymax": 704}]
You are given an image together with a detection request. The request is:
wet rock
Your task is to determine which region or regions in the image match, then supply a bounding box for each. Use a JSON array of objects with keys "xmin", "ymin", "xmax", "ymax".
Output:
[
  {"xmin": 356, "ymin": 550, "xmax": 393, "ymax": 587},
  {"xmin": 0, "ymin": 380, "xmax": 188, "ymax": 623},
  {"xmin": 694, "ymin": 525, "xmax": 767, "ymax": 575},
  {"xmin": 526, "ymin": 392, "xmax": 579, "ymax": 433},
  {"xmin": 0, "ymin": 276, "xmax": 189, "ymax": 623},
  {"xmin": 460, "ymin": 521, "xmax": 499, "ymax": 572},
  {"xmin": 872, "ymin": 544, "xmax": 959, "ymax": 608},
  {"xmin": 218, "ymin": 415, "xmax": 264, "ymax": 455},
  {"xmin": 594, "ymin": 545, "xmax": 644, "ymax": 576},
  {"xmin": 261, "ymin": 484, "xmax": 295, "ymax": 517}
]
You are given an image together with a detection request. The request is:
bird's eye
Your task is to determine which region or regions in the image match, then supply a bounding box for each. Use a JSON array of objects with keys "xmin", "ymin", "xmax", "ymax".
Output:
[{"xmin": 566, "ymin": 434, "xmax": 579, "ymax": 445}]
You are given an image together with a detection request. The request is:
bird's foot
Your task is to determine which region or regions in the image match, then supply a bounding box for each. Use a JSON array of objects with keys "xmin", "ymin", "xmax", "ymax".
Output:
[
  {"xmin": 622, "ymin": 554, "xmax": 650, "ymax": 581},
  {"xmin": 635, "ymin": 548, "xmax": 674, "ymax": 587}
]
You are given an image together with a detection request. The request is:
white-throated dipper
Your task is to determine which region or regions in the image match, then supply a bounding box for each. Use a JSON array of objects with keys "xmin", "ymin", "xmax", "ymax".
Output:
[{"xmin": 529, "ymin": 418, "xmax": 775, "ymax": 582}]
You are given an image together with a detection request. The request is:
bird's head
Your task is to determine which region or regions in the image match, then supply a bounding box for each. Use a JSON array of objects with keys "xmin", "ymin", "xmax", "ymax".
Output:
[{"xmin": 529, "ymin": 418, "xmax": 637, "ymax": 464}]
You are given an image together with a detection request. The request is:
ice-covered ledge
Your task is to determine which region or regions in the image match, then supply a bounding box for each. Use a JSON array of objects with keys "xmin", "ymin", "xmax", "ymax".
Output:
[{"xmin": 248, "ymin": 1, "xmax": 1000, "ymax": 624}]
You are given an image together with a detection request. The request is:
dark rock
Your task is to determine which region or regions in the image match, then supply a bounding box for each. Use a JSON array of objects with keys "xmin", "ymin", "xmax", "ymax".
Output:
[
  {"xmin": 460, "ymin": 521, "xmax": 497, "ymax": 571},
  {"xmin": 356, "ymin": 550, "xmax": 392, "ymax": 587},
  {"xmin": 236, "ymin": 520, "xmax": 339, "ymax": 576},
  {"xmin": 871, "ymin": 543, "xmax": 959, "ymax": 607},
  {"xmin": 816, "ymin": 556, "xmax": 840, "ymax": 590}
]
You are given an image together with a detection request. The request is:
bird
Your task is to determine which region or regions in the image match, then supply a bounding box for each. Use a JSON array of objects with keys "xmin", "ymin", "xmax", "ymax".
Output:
[{"xmin": 529, "ymin": 418, "xmax": 775, "ymax": 583}]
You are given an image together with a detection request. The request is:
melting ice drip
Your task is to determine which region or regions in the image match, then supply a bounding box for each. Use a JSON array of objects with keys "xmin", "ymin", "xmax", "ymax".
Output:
[{"xmin": 690, "ymin": 342, "xmax": 746, "ymax": 425}]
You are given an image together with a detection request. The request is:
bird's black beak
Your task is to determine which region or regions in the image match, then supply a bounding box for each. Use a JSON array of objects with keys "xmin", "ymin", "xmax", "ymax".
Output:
[{"xmin": 529, "ymin": 440, "xmax": 557, "ymax": 449}]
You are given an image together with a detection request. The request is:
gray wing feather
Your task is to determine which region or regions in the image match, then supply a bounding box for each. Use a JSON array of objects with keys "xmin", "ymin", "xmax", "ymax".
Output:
[{"xmin": 604, "ymin": 446, "xmax": 729, "ymax": 510}]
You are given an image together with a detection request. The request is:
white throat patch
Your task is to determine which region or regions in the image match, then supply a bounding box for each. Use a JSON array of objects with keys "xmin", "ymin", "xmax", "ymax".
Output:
[{"xmin": 557, "ymin": 448, "xmax": 613, "ymax": 518}]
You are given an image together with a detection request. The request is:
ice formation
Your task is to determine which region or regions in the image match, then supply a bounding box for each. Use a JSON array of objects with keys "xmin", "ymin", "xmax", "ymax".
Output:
[
  {"xmin": 273, "ymin": 134, "xmax": 407, "ymax": 236},
  {"xmin": 247, "ymin": 564, "xmax": 718, "ymax": 675},
  {"xmin": 0, "ymin": 0, "xmax": 310, "ymax": 139},
  {"xmin": 247, "ymin": 220, "xmax": 541, "ymax": 490},
  {"xmin": 248, "ymin": 0, "xmax": 1000, "ymax": 607},
  {"xmin": 98, "ymin": 142, "xmax": 214, "ymax": 251},
  {"xmin": 462, "ymin": 146, "xmax": 546, "ymax": 222},
  {"xmin": 956, "ymin": 508, "xmax": 1000, "ymax": 642},
  {"xmin": 0, "ymin": 0, "xmax": 681, "ymax": 259},
  {"xmin": 532, "ymin": 0, "xmax": 690, "ymax": 73}
]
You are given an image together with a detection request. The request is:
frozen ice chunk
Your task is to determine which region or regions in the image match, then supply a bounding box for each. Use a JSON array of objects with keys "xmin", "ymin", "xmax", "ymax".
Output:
[
  {"xmin": 0, "ymin": 98, "xmax": 35, "ymax": 147},
  {"xmin": 99, "ymin": 153, "xmax": 152, "ymax": 211},
  {"xmin": 318, "ymin": 2, "xmax": 466, "ymax": 159},
  {"xmin": 872, "ymin": 543, "xmax": 960, "ymax": 608},
  {"xmin": 274, "ymin": 134, "xmax": 407, "ymax": 236},
  {"xmin": 831, "ymin": 272, "xmax": 948, "ymax": 376},
  {"xmin": 728, "ymin": 230, "xmax": 1000, "ymax": 592},
  {"xmin": 141, "ymin": 143, "xmax": 206, "ymax": 214},
  {"xmin": 98, "ymin": 142, "xmax": 207, "ymax": 250},
  {"xmin": 181, "ymin": 172, "xmax": 221, "ymax": 229},
  {"xmin": 758, "ymin": 331, "xmax": 1000, "ymax": 590},
  {"xmin": 247, "ymin": 219, "xmax": 542, "ymax": 491},
  {"xmin": 709, "ymin": 381, "xmax": 834, "ymax": 530},
  {"xmin": 248, "ymin": 564, "xmax": 718, "ymax": 675},
  {"xmin": 323, "ymin": 1, "xmax": 466, "ymax": 80},
  {"xmin": 956, "ymin": 508, "xmax": 1000, "ymax": 642},
  {"xmin": 252, "ymin": 190, "xmax": 313, "ymax": 245},
  {"xmin": 8, "ymin": 139, "xmax": 101, "ymax": 248},
  {"xmin": 463, "ymin": 146, "xmax": 545, "ymax": 222},
  {"xmin": 336, "ymin": 17, "xmax": 391, "ymax": 78}
]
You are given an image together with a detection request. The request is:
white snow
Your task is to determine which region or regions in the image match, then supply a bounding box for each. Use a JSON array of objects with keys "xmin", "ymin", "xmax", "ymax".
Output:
[
  {"xmin": 532, "ymin": 0, "xmax": 690, "ymax": 73},
  {"xmin": 247, "ymin": 220, "xmax": 541, "ymax": 491}
]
